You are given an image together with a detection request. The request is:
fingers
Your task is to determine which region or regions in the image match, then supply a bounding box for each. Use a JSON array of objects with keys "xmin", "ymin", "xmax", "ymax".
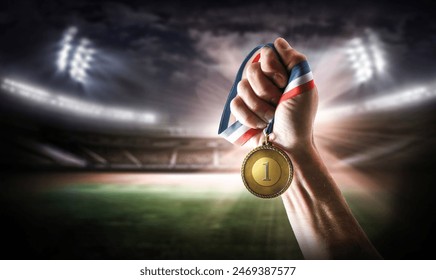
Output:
[
  {"xmin": 230, "ymin": 38, "xmax": 310, "ymax": 131},
  {"xmin": 230, "ymin": 95, "xmax": 267, "ymax": 129},
  {"xmin": 247, "ymin": 62, "xmax": 282, "ymax": 106},
  {"xmin": 237, "ymin": 79, "xmax": 275, "ymax": 123},
  {"xmin": 230, "ymin": 76, "xmax": 277, "ymax": 129},
  {"xmin": 260, "ymin": 47, "xmax": 288, "ymax": 88},
  {"xmin": 274, "ymin": 37, "xmax": 307, "ymax": 71}
]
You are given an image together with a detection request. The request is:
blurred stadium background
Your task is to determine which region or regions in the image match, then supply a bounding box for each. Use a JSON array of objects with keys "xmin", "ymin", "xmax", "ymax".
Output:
[{"xmin": 1, "ymin": 0, "xmax": 435, "ymax": 259}]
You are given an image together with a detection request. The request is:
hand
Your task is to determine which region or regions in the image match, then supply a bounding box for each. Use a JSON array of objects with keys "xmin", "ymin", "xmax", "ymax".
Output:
[
  {"xmin": 230, "ymin": 38, "xmax": 318, "ymax": 153},
  {"xmin": 231, "ymin": 38, "xmax": 382, "ymax": 259}
]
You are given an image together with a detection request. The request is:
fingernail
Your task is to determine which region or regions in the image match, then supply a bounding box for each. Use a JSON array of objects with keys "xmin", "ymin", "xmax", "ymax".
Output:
[
  {"xmin": 264, "ymin": 111, "xmax": 274, "ymax": 123},
  {"xmin": 256, "ymin": 121, "xmax": 267, "ymax": 129},
  {"xmin": 271, "ymin": 97, "xmax": 279, "ymax": 105},
  {"xmin": 276, "ymin": 38, "xmax": 289, "ymax": 50}
]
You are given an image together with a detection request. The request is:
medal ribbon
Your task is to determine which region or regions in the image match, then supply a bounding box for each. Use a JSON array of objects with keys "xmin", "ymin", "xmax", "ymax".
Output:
[{"xmin": 218, "ymin": 43, "xmax": 315, "ymax": 146}]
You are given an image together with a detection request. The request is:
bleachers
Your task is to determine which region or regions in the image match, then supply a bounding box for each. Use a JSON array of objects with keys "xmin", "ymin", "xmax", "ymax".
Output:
[
  {"xmin": 90, "ymin": 148, "xmax": 128, "ymax": 165},
  {"xmin": 218, "ymin": 149, "xmax": 248, "ymax": 168},
  {"xmin": 176, "ymin": 150, "xmax": 214, "ymax": 166},
  {"xmin": 0, "ymin": 120, "xmax": 242, "ymax": 171},
  {"xmin": 129, "ymin": 149, "xmax": 172, "ymax": 166}
]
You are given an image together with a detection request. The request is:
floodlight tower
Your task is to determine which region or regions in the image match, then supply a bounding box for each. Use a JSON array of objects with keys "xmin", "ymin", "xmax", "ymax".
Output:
[
  {"xmin": 57, "ymin": 27, "xmax": 77, "ymax": 72},
  {"xmin": 368, "ymin": 32, "xmax": 386, "ymax": 74},
  {"xmin": 346, "ymin": 31, "xmax": 386, "ymax": 84},
  {"xmin": 69, "ymin": 38, "xmax": 94, "ymax": 83},
  {"xmin": 347, "ymin": 38, "xmax": 373, "ymax": 83},
  {"xmin": 55, "ymin": 27, "xmax": 95, "ymax": 84}
]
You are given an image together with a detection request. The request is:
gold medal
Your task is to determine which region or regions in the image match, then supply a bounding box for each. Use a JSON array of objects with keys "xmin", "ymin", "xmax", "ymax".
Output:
[{"xmin": 241, "ymin": 134, "xmax": 293, "ymax": 199}]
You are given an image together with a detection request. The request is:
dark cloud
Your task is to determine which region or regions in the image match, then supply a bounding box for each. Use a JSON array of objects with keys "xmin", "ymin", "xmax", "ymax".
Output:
[{"xmin": 0, "ymin": 0, "xmax": 435, "ymax": 131}]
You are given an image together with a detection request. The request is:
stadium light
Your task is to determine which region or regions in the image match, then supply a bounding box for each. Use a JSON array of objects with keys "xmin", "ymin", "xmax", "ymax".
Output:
[
  {"xmin": 347, "ymin": 38, "xmax": 373, "ymax": 83},
  {"xmin": 69, "ymin": 38, "xmax": 94, "ymax": 83},
  {"xmin": 316, "ymin": 86, "xmax": 435, "ymax": 122},
  {"xmin": 368, "ymin": 32, "xmax": 386, "ymax": 74},
  {"xmin": 1, "ymin": 78, "xmax": 156, "ymax": 124},
  {"xmin": 346, "ymin": 32, "xmax": 386, "ymax": 83},
  {"xmin": 57, "ymin": 27, "xmax": 77, "ymax": 72},
  {"xmin": 56, "ymin": 27, "xmax": 96, "ymax": 84}
]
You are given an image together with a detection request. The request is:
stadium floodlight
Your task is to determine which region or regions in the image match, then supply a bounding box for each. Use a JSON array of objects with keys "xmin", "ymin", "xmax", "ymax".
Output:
[
  {"xmin": 57, "ymin": 27, "xmax": 77, "ymax": 72},
  {"xmin": 1, "ymin": 78, "xmax": 156, "ymax": 125},
  {"xmin": 346, "ymin": 32, "xmax": 386, "ymax": 84},
  {"xmin": 69, "ymin": 38, "xmax": 94, "ymax": 83},
  {"xmin": 56, "ymin": 27, "xmax": 96, "ymax": 84},
  {"xmin": 347, "ymin": 38, "xmax": 373, "ymax": 83},
  {"xmin": 368, "ymin": 33, "xmax": 386, "ymax": 73}
]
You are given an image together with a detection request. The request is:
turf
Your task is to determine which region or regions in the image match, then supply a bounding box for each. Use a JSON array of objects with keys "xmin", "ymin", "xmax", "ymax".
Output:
[
  {"xmin": 0, "ymin": 176, "xmax": 388, "ymax": 260},
  {"xmin": 1, "ymin": 183, "xmax": 303, "ymax": 259}
]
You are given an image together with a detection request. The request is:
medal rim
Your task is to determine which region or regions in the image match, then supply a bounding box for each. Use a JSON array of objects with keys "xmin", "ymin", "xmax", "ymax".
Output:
[{"xmin": 241, "ymin": 144, "xmax": 293, "ymax": 199}]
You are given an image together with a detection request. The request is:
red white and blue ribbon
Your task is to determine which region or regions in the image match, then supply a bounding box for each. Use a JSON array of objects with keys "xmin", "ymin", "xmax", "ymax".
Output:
[{"xmin": 218, "ymin": 43, "xmax": 315, "ymax": 146}]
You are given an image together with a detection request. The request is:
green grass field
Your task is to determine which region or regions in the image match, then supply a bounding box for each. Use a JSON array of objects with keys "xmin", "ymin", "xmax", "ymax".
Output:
[{"xmin": 0, "ymin": 172, "xmax": 390, "ymax": 259}]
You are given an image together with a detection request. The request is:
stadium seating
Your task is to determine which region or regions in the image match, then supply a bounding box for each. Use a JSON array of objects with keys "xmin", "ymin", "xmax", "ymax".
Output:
[{"xmin": 0, "ymin": 120, "xmax": 240, "ymax": 171}]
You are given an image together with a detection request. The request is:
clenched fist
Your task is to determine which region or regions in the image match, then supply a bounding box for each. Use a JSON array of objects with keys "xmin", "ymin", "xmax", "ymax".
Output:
[{"xmin": 230, "ymin": 38, "xmax": 318, "ymax": 153}]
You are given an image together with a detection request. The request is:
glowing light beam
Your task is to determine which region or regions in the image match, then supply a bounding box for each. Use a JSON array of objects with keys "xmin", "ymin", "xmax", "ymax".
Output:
[
  {"xmin": 317, "ymin": 86, "xmax": 435, "ymax": 122},
  {"xmin": 1, "ymin": 78, "xmax": 156, "ymax": 124}
]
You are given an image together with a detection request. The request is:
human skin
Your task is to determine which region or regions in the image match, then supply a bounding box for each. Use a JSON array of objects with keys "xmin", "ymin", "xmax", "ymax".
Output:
[{"xmin": 231, "ymin": 38, "xmax": 381, "ymax": 259}]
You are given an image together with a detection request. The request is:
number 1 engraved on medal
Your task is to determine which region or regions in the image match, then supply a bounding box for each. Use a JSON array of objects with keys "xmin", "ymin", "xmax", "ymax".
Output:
[
  {"xmin": 263, "ymin": 161, "xmax": 271, "ymax": 181},
  {"xmin": 250, "ymin": 156, "xmax": 282, "ymax": 188}
]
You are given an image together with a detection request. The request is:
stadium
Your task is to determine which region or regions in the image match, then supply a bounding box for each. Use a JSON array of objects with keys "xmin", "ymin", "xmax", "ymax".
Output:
[{"xmin": 1, "ymin": 0, "xmax": 435, "ymax": 259}]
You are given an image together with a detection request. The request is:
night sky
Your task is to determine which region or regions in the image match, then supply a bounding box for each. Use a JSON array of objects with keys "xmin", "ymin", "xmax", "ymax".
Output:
[{"xmin": 0, "ymin": 0, "xmax": 435, "ymax": 133}]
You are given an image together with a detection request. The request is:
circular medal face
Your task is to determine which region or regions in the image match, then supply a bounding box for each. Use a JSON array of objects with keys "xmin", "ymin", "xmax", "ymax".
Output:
[{"xmin": 241, "ymin": 144, "xmax": 293, "ymax": 199}]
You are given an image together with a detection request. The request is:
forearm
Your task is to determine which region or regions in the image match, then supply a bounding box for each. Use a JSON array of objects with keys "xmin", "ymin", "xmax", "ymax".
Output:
[{"xmin": 280, "ymin": 142, "xmax": 381, "ymax": 259}]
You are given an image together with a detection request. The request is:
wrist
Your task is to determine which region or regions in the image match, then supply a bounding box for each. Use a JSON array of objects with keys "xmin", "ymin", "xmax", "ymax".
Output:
[
  {"xmin": 272, "ymin": 140, "xmax": 319, "ymax": 183},
  {"xmin": 271, "ymin": 135, "xmax": 317, "ymax": 164},
  {"xmin": 286, "ymin": 142, "xmax": 318, "ymax": 168}
]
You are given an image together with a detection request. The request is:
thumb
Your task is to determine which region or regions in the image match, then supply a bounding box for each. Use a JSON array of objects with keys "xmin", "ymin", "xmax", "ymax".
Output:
[{"xmin": 274, "ymin": 38, "xmax": 307, "ymax": 72}]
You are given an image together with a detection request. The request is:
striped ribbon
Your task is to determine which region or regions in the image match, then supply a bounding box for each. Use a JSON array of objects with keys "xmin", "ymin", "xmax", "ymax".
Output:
[{"xmin": 218, "ymin": 43, "xmax": 315, "ymax": 146}]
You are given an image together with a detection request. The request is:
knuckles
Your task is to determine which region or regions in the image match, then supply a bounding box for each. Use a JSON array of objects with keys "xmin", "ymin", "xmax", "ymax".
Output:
[
  {"xmin": 243, "ymin": 114, "xmax": 257, "ymax": 126},
  {"xmin": 246, "ymin": 64, "xmax": 276, "ymax": 99},
  {"xmin": 254, "ymin": 81, "xmax": 276, "ymax": 99},
  {"xmin": 237, "ymin": 79, "xmax": 250, "ymax": 97},
  {"xmin": 292, "ymin": 51, "xmax": 307, "ymax": 63},
  {"xmin": 230, "ymin": 96, "xmax": 243, "ymax": 114},
  {"xmin": 250, "ymin": 99, "xmax": 263, "ymax": 114},
  {"xmin": 230, "ymin": 96, "xmax": 260, "ymax": 128},
  {"xmin": 246, "ymin": 62, "xmax": 260, "ymax": 79},
  {"xmin": 237, "ymin": 79, "xmax": 267, "ymax": 115},
  {"xmin": 284, "ymin": 49, "xmax": 307, "ymax": 69},
  {"xmin": 261, "ymin": 47, "xmax": 276, "ymax": 64}
]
